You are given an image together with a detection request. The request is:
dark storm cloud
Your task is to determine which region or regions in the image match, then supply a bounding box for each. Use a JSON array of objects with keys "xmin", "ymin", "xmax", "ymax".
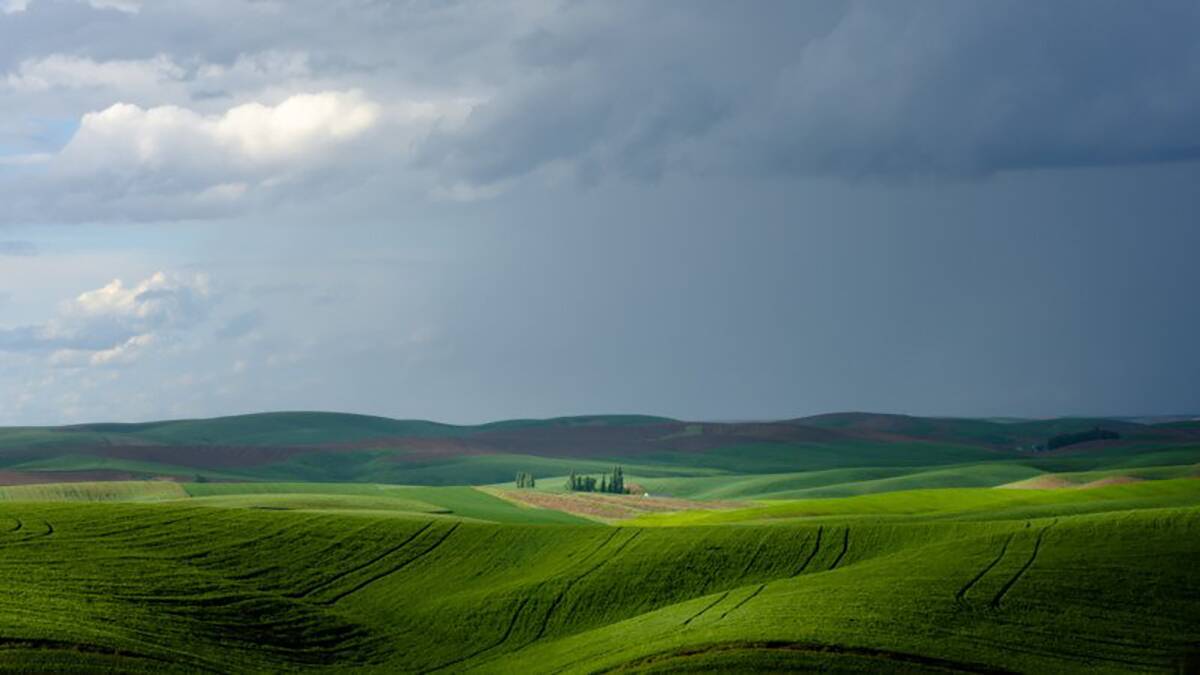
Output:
[
  {"xmin": 4, "ymin": 0, "xmax": 1200, "ymax": 221},
  {"xmin": 423, "ymin": 1, "xmax": 1200, "ymax": 187},
  {"xmin": 1, "ymin": 1, "xmax": 1199, "ymax": 423}
]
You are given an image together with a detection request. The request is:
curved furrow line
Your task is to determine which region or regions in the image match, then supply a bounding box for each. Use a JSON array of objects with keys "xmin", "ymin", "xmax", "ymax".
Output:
[
  {"xmin": 990, "ymin": 522, "xmax": 1055, "ymax": 609},
  {"xmin": 0, "ymin": 637, "xmax": 223, "ymax": 674},
  {"xmin": 179, "ymin": 518, "xmax": 316, "ymax": 564},
  {"xmin": 604, "ymin": 640, "xmax": 1019, "ymax": 675},
  {"xmin": 321, "ymin": 522, "xmax": 460, "ymax": 605},
  {"xmin": 827, "ymin": 527, "xmax": 850, "ymax": 571},
  {"xmin": 422, "ymin": 596, "xmax": 533, "ymax": 673},
  {"xmin": 791, "ymin": 526, "xmax": 823, "ymax": 577},
  {"xmin": 571, "ymin": 528, "xmax": 622, "ymax": 567},
  {"xmin": 10, "ymin": 520, "xmax": 57, "ymax": 542},
  {"xmin": 736, "ymin": 535, "xmax": 768, "ymax": 579},
  {"xmin": 718, "ymin": 583, "xmax": 766, "ymax": 621},
  {"xmin": 288, "ymin": 521, "xmax": 433, "ymax": 600},
  {"xmin": 681, "ymin": 591, "xmax": 730, "ymax": 627},
  {"xmin": 427, "ymin": 528, "xmax": 627, "ymax": 672},
  {"xmin": 955, "ymin": 534, "xmax": 1013, "ymax": 604},
  {"xmin": 531, "ymin": 530, "xmax": 643, "ymax": 642},
  {"xmin": 82, "ymin": 513, "xmax": 205, "ymax": 540},
  {"xmin": 7, "ymin": 518, "xmax": 22, "ymax": 533}
]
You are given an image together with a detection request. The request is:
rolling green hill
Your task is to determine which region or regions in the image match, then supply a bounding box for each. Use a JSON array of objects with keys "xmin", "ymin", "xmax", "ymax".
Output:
[
  {"xmin": 0, "ymin": 479, "xmax": 1195, "ymax": 672},
  {"xmin": 0, "ymin": 409, "xmax": 1197, "ymax": 672}
]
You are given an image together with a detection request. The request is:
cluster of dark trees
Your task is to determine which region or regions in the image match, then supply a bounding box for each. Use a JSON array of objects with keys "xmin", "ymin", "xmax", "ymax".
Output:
[
  {"xmin": 1035, "ymin": 427, "xmax": 1120, "ymax": 452},
  {"xmin": 566, "ymin": 466, "xmax": 626, "ymax": 493},
  {"xmin": 514, "ymin": 472, "xmax": 536, "ymax": 488}
]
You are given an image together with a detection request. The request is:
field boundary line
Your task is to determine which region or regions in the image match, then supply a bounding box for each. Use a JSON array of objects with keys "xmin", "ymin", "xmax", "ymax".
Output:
[
  {"xmin": 989, "ymin": 521, "xmax": 1055, "ymax": 609},
  {"xmin": 955, "ymin": 534, "xmax": 1013, "ymax": 604},
  {"xmin": 322, "ymin": 522, "xmax": 460, "ymax": 605}
]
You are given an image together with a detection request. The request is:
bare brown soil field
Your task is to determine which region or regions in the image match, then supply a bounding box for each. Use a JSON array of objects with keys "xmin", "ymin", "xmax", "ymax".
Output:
[
  {"xmin": 998, "ymin": 474, "xmax": 1147, "ymax": 490},
  {"xmin": 998, "ymin": 475, "xmax": 1076, "ymax": 490},
  {"xmin": 481, "ymin": 487, "xmax": 744, "ymax": 521},
  {"xmin": 1079, "ymin": 475, "xmax": 1145, "ymax": 488}
]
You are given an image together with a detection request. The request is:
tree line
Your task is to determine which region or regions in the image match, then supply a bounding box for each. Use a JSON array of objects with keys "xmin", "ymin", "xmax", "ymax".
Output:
[
  {"xmin": 566, "ymin": 466, "xmax": 626, "ymax": 494},
  {"xmin": 515, "ymin": 471, "xmax": 536, "ymax": 488}
]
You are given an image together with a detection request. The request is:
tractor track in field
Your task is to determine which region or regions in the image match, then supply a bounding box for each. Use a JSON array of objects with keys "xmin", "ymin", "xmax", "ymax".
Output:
[
  {"xmin": 828, "ymin": 528, "xmax": 850, "ymax": 570},
  {"xmin": 18, "ymin": 520, "xmax": 55, "ymax": 540},
  {"xmin": 959, "ymin": 631, "xmax": 1163, "ymax": 670},
  {"xmin": 601, "ymin": 640, "xmax": 1018, "ymax": 675},
  {"xmin": 571, "ymin": 528, "xmax": 622, "ymax": 567},
  {"xmin": 217, "ymin": 520, "xmax": 371, "ymax": 580},
  {"xmin": 424, "ymin": 529, "xmax": 628, "ymax": 672},
  {"xmin": 682, "ymin": 591, "xmax": 730, "ymax": 627},
  {"xmin": 531, "ymin": 530, "xmax": 643, "ymax": 642},
  {"xmin": 955, "ymin": 534, "xmax": 1014, "ymax": 604},
  {"xmin": 182, "ymin": 519, "xmax": 315, "ymax": 564},
  {"xmin": 7, "ymin": 518, "xmax": 22, "ymax": 533},
  {"xmin": 990, "ymin": 522, "xmax": 1055, "ymax": 609},
  {"xmin": 0, "ymin": 636, "xmax": 223, "ymax": 674},
  {"xmin": 791, "ymin": 526, "xmax": 823, "ymax": 576},
  {"xmin": 289, "ymin": 521, "xmax": 433, "ymax": 600},
  {"xmin": 321, "ymin": 523, "xmax": 459, "ymax": 605},
  {"xmin": 422, "ymin": 596, "xmax": 533, "ymax": 673},
  {"xmin": 87, "ymin": 514, "xmax": 205, "ymax": 541},
  {"xmin": 736, "ymin": 535, "xmax": 768, "ymax": 579},
  {"xmin": 718, "ymin": 583, "xmax": 766, "ymax": 621}
]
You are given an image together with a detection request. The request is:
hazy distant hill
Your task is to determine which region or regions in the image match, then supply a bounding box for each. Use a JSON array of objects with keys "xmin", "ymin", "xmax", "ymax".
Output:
[{"xmin": 0, "ymin": 411, "xmax": 1195, "ymax": 486}]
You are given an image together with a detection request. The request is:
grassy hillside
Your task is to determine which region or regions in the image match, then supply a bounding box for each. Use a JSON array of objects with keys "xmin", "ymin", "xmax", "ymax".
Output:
[
  {"xmin": 0, "ymin": 483, "xmax": 1195, "ymax": 672},
  {"xmin": 0, "ymin": 411, "xmax": 1196, "ymax": 489},
  {"xmin": 634, "ymin": 463, "xmax": 1047, "ymax": 500}
]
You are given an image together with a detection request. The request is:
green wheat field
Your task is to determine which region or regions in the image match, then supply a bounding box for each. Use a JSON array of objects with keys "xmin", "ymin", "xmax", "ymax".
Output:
[{"xmin": 0, "ymin": 412, "xmax": 1196, "ymax": 673}]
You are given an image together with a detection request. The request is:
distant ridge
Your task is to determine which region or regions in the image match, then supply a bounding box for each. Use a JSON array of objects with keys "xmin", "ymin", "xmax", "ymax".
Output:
[{"xmin": 0, "ymin": 410, "xmax": 1196, "ymax": 487}]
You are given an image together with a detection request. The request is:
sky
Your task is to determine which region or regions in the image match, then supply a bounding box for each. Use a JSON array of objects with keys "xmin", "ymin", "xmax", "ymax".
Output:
[{"xmin": 0, "ymin": 0, "xmax": 1198, "ymax": 425}]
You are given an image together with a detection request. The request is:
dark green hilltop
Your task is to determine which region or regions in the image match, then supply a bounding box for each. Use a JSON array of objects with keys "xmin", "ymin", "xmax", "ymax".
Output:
[{"xmin": 0, "ymin": 411, "xmax": 1196, "ymax": 672}]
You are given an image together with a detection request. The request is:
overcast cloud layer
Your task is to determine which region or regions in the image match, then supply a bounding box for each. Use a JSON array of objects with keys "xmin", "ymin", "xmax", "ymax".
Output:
[{"xmin": 0, "ymin": 1, "xmax": 1198, "ymax": 424}]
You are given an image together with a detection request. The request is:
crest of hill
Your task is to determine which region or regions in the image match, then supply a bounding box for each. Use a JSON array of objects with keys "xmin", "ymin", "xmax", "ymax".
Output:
[
  {"xmin": 8, "ymin": 412, "xmax": 681, "ymax": 449},
  {"xmin": 0, "ymin": 411, "xmax": 1196, "ymax": 488},
  {"xmin": 795, "ymin": 412, "xmax": 1192, "ymax": 449}
]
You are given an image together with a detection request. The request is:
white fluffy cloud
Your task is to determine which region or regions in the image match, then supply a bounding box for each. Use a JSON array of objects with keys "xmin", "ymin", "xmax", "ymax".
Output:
[
  {"xmin": 0, "ymin": 90, "xmax": 396, "ymax": 220},
  {"xmin": 61, "ymin": 90, "xmax": 380, "ymax": 170},
  {"xmin": 0, "ymin": 271, "xmax": 211, "ymax": 368}
]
